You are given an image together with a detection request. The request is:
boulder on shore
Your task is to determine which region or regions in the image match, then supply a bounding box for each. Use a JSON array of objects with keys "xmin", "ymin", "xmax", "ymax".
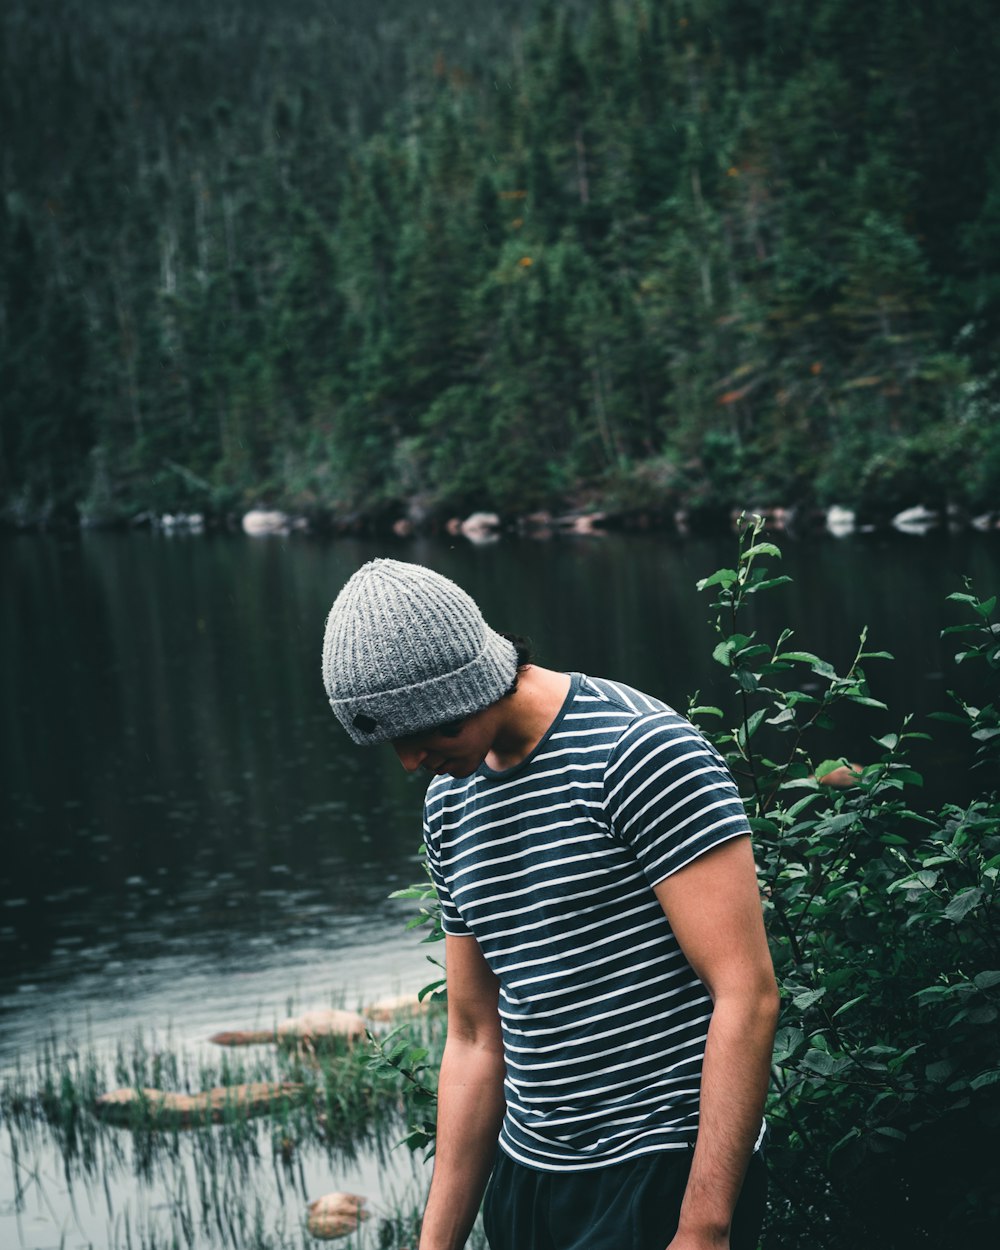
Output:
[
  {"xmin": 826, "ymin": 505, "xmax": 855, "ymax": 537},
  {"xmin": 892, "ymin": 505, "xmax": 939, "ymax": 535},
  {"xmin": 242, "ymin": 509, "xmax": 290, "ymax": 535},
  {"xmin": 460, "ymin": 511, "xmax": 501, "ymax": 542}
]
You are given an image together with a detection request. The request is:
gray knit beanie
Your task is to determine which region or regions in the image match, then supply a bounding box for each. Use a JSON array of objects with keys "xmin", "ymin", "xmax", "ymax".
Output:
[{"xmin": 322, "ymin": 559, "xmax": 518, "ymax": 745}]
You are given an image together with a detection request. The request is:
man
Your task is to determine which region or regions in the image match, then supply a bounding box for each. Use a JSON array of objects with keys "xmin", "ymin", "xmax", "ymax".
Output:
[{"xmin": 322, "ymin": 558, "xmax": 779, "ymax": 1250}]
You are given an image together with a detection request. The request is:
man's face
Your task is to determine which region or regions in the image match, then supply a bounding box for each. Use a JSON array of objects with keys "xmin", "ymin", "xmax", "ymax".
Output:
[{"xmin": 390, "ymin": 705, "xmax": 498, "ymax": 778}]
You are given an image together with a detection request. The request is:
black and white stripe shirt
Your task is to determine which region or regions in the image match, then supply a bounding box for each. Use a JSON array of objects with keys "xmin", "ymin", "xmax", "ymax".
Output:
[{"xmin": 423, "ymin": 673, "xmax": 754, "ymax": 1172}]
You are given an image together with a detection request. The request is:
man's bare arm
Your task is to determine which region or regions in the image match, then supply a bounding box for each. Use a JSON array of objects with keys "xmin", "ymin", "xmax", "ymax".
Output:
[
  {"xmin": 418, "ymin": 933, "xmax": 506, "ymax": 1250},
  {"xmin": 654, "ymin": 836, "xmax": 779, "ymax": 1250}
]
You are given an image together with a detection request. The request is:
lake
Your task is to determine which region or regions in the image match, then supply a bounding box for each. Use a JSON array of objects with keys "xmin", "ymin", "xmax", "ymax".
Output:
[{"xmin": 2, "ymin": 525, "xmax": 998, "ymax": 1246}]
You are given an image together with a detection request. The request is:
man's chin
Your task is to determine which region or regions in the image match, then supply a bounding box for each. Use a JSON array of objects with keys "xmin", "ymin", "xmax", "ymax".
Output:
[{"xmin": 442, "ymin": 761, "xmax": 477, "ymax": 778}]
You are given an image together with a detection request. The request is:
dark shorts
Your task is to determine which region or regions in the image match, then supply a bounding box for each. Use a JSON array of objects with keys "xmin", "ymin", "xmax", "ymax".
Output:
[{"xmin": 482, "ymin": 1145, "xmax": 767, "ymax": 1250}]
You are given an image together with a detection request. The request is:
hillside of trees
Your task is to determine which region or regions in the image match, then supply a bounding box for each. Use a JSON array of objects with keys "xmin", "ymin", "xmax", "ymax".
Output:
[{"xmin": 3, "ymin": 0, "xmax": 1000, "ymax": 530}]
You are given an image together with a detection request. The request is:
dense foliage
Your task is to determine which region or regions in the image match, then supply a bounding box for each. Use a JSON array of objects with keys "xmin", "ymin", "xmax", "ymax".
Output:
[
  {"xmin": 389, "ymin": 519, "xmax": 1000, "ymax": 1248},
  {"xmin": 692, "ymin": 518, "xmax": 999, "ymax": 1247},
  {"xmin": 4, "ymin": 0, "xmax": 1000, "ymax": 527}
]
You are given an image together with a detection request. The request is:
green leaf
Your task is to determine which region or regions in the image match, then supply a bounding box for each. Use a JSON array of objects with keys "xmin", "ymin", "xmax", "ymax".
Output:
[
  {"xmin": 697, "ymin": 568, "xmax": 739, "ymax": 591},
  {"xmin": 747, "ymin": 575, "xmax": 793, "ymax": 593},
  {"xmin": 814, "ymin": 759, "xmax": 846, "ymax": 783},
  {"xmin": 912, "ymin": 984, "xmax": 955, "ymax": 1003},
  {"xmin": 744, "ymin": 709, "xmax": 767, "ymax": 740},
  {"xmin": 734, "ymin": 643, "xmax": 771, "ymax": 662},
  {"xmin": 970, "ymin": 1069, "xmax": 1000, "ymax": 1090},
  {"xmin": 734, "ymin": 667, "xmax": 760, "ymax": 692},
  {"xmin": 689, "ymin": 705, "xmax": 724, "ymax": 719},
  {"xmin": 799, "ymin": 1048, "xmax": 839, "ymax": 1076},
  {"xmin": 816, "ymin": 812, "xmax": 858, "ymax": 835},
  {"xmin": 832, "ymin": 995, "xmax": 866, "ymax": 1018},
  {"xmin": 785, "ymin": 792, "xmax": 824, "ymax": 819},
  {"xmin": 830, "ymin": 1127, "xmax": 862, "ymax": 1156},
  {"xmin": 792, "ymin": 987, "xmax": 827, "ymax": 1010},
  {"xmin": 713, "ymin": 640, "xmax": 736, "ymax": 667},
  {"xmin": 925, "ymin": 1060, "xmax": 954, "ymax": 1084},
  {"xmin": 890, "ymin": 870, "xmax": 939, "ymax": 893},
  {"xmin": 743, "ymin": 542, "xmax": 783, "ymax": 560},
  {"xmin": 973, "ymin": 970, "xmax": 1000, "ymax": 990},
  {"xmin": 772, "ymin": 1026, "xmax": 805, "ymax": 1062},
  {"xmin": 944, "ymin": 887, "xmax": 984, "ymax": 922}
]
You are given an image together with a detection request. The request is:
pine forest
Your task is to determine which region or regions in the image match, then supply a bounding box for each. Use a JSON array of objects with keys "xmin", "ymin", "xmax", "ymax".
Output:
[{"xmin": 3, "ymin": 0, "xmax": 1000, "ymax": 529}]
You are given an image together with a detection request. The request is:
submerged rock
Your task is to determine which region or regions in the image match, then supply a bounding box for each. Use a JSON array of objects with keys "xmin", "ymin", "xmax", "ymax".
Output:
[
  {"xmin": 306, "ymin": 1192, "xmax": 370, "ymax": 1240},
  {"xmin": 210, "ymin": 1007, "xmax": 367, "ymax": 1049},
  {"xmin": 363, "ymin": 992, "xmax": 435, "ymax": 1022},
  {"xmin": 276, "ymin": 1008, "xmax": 367, "ymax": 1048},
  {"xmin": 208, "ymin": 1028, "xmax": 276, "ymax": 1046},
  {"xmin": 94, "ymin": 1081, "xmax": 307, "ymax": 1128}
]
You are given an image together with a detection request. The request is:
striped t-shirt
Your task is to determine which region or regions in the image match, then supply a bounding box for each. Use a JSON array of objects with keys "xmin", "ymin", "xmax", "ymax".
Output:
[{"xmin": 422, "ymin": 673, "xmax": 754, "ymax": 1173}]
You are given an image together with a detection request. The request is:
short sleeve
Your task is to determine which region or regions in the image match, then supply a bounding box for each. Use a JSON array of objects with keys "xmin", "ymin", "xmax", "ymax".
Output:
[
  {"xmin": 422, "ymin": 805, "xmax": 472, "ymax": 937},
  {"xmin": 603, "ymin": 711, "xmax": 751, "ymax": 887}
]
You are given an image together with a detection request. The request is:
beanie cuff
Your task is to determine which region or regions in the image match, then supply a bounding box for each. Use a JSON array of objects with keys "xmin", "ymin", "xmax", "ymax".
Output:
[{"xmin": 328, "ymin": 628, "xmax": 517, "ymax": 744}]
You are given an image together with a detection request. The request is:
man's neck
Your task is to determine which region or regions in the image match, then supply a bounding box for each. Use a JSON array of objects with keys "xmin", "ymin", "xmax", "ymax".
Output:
[{"xmin": 486, "ymin": 665, "xmax": 572, "ymax": 772}]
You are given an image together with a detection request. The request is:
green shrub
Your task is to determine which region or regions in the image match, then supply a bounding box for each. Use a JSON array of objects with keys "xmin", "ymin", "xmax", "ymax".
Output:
[{"xmin": 693, "ymin": 516, "xmax": 999, "ymax": 1248}]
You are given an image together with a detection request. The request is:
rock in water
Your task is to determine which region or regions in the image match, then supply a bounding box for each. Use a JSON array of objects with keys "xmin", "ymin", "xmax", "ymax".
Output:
[
  {"xmin": 209, "ymin": 1008, "xmax": 367, "ymax": 1049},
  {"xmin": 276, "ymin": 1008, "xmax": 367, "ymax": 1049},
  {"xmin": 363, "ymin": 992, "xmax": 434, "ymax": 1022},
  {"xmin": 306, "ymin": 1192, "xmax": 370, "ymax": 1239},
  {"xmin": 94, "ymin": 1081, "xmax": 307, "ymax": 1128},
  {"xmin": 208, "ymin": 1029, "xmax": 275, "ymax": 1046}
]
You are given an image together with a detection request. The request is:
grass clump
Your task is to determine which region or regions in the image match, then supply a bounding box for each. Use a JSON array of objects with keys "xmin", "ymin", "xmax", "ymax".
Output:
[{"xmin": 1, "ymin": 1002, "xmax": 446, "ymax": 1248}]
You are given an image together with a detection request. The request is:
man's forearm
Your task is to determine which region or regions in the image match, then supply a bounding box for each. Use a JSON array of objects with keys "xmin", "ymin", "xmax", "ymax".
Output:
[
  {"xmin": 672, "ymin": 988, "xmax": 779, "ymax": 1248},
  {"xmin": 418, "ymin": 1034, "xmax": 507, "ymax": 1250}
]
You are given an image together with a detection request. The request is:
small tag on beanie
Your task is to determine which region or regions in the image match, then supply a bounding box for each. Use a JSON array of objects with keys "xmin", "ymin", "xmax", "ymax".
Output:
[{"xmin": 352, "ymin": 713, "xmax": 378, "ymax": 733}]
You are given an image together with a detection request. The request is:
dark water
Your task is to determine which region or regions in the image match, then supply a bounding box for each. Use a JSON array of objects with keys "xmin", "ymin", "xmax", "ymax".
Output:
[{"xmin": 2, "ymin": 528, "xmax": 999, "ymax": 1062}]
